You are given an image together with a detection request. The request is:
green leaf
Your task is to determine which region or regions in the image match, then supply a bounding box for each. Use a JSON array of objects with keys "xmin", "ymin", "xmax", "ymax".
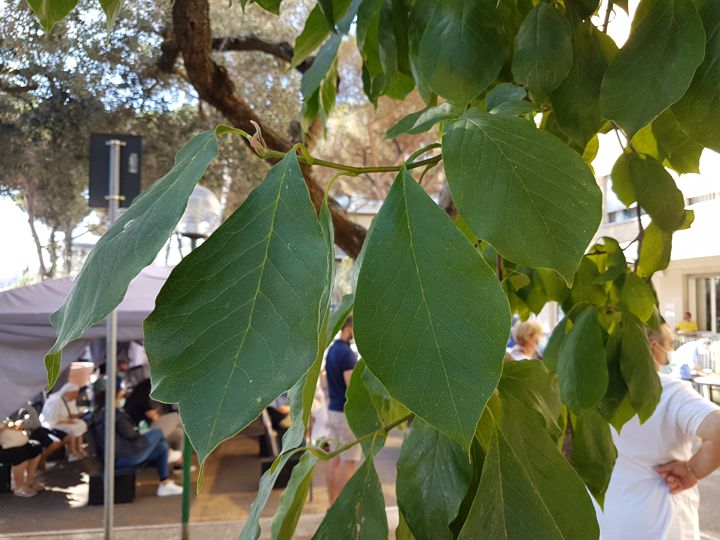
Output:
[
  {"xmin": 557, "ymin": 307, "xmax": 608, "ymax": 413},
  {"xmin": 318, "ymin": 0, "xmax": 339, "ymax": 31},
  {"xmin": 319, "ymin": 55, "xmax": 339, "ymax": 122},
  {"xmin": 386, "ymin": 103, "xmax": 457, "ymax": 139},
  {"xmin": 489, "ymin": 100, "xmax": 536, "ymax": 117},
  {"xmin": 357, "ymin": 0, "xmax": 414, "ymax": 103},
  {"xmin": 354, "ymin": 169, "xmax": 510, "ymax": 450},
  {"xmin": 544, "ymin": 318, "xmax": 569, "ymax": 373},
  {"xmin": 651, "ymin": 110, "xmax": 703, "ymax": 174},
  {"xmin": 443, "ymin": 109, "xmax": 602, "ymax": 283},
  {"xmin": 253, "ymin": 0, "xmax": 283, "ymax": 14},
  {"xmin": 600, "ymin": 0, "xmax": 706, "ymax": 136},
  {"xmin": 145, "ymin": 152, "xmax": 329, "ymax": 464},
  {"xmin": 563, "ymin": 257, "xmax": 607, "ymax": 310},
  {"xmin": 611, "ymin": 153, "xmax": 686, "ymax": 232},
  {"xmin": 568, "ymin": 0, "xmax": 600, "ymax": 18},
  {"xmin": 271, "ymin": 452, "xmax": 318, "ymax": 540},
  {"xmin": 551, "ymin": 22, "xmax": 617, "ymax": 148},
  {"xmin": 26, "ymin": 0, "xmax": 77, "ymax": 33},
  {"xmin": 498, "ymin": 360, "xmax": 563, "ymax": 439},
  {"xmin": 312, "ymin": 458, "xmax": 388, "ymax": 540},
  {"xmin": 620, "ymin": 313, "xmax": 661, "ymax": 422},
  {"xmin": 673, "ymin": 0, "xmax": 720, "ymax": 152},
  {"xmin": 637, "ymin": 223, "xmax": 672, "ymax": 277},
  {"xmin": 570, "ymin": 409, "xmax": 617, "ymax": 507},
  {"xmin": 345, "ymin": 361, "xmax": 388, "ymax": 456},
  {"xmin": 512, "ymin": 3, "xmax": 574, "ymax": 100},
  {"xmin": 597, "ymin": 330, "xmax": 631, "ymax": 430},
  {"xmin": 396, "ymin": 419, "xmax": 473, "ymax": 540},
  {"xmin": 327, "ymin": 294, "xmax": 354, "ymax": 344},
  {"xmin": 301, "ymin": 35, "xmax": 341, "ymax": 110},
  {"xmin": 98, "ymin": 0, "xmax": 123, "ymax": 30},
  {"xmin": 409, "ymin": 0, "xmax": 507, "ymax": 105},
  {"xmin": 622, "ymin": 273, "xmax": 655, "ymax": 322},
  {"xmin": 396, "ymin": 511, "xmax": 417, "ymax": 540},
  {"xmin": 43, "ymin": 130, "xmax": 220, "ymax": 388},
  {"xmin": 486, "ymin": 83, "xmax": 527, "ymax": 111},
  {"xmin": 459, "ymin": 396, "xmax": 599, "ymax": 540},
  {"xmin": 291, "ymin": 0, "xmax": 352, "ymax": 67}
]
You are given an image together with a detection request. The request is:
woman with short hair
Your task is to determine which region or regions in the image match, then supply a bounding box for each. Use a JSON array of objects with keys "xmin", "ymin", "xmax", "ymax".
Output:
[{"xmin": 508, "ymin": 320, "xmax": 545, "ymax": 360}]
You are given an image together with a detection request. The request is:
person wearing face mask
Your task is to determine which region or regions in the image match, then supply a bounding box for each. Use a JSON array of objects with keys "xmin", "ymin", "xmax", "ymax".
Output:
[
  {"xmin": 595, "ymin": 323, "xmax": 720, "ymax": 540},
  {"xmin": 507, "ymin": 320, "xmax": 545, "ymax": 360}
]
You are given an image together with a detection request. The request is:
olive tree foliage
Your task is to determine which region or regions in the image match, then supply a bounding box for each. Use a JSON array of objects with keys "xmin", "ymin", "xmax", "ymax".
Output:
[{"xmin": 27, "ymin": 0, "xmax": 720, "ymax": 537}]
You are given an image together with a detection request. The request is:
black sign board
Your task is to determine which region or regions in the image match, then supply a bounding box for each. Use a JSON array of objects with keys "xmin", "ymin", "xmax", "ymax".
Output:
[{"xmin": 89, "ymin": 134, "xmax": 142, "ymax": 208}]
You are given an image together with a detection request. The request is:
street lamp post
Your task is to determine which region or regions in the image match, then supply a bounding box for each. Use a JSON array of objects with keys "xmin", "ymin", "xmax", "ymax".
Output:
[{"xmin": 175, "ymin": 185, "xmax": 222, "ymax": 540}]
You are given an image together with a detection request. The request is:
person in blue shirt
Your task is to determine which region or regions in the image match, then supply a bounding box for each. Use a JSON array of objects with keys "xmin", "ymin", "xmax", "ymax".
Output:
[{"xmin": 324, "ymin": 315, "xmax": 360, "ymax": 503}]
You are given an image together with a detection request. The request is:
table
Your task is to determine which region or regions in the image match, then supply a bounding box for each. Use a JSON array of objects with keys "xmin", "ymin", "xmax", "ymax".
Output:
[{"xmin": 693, "ymin": 374, "xmax": 720, "ymax": 402}]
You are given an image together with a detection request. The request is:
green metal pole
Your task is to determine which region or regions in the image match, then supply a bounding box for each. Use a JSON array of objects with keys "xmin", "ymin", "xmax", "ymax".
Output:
[
  {"xmin": 181, "ymin": 236, "xmax": 198, "ymax": 540},
  {"xmin": 181, "ymin": 432, "xmax": 192, "ymax": 540}
]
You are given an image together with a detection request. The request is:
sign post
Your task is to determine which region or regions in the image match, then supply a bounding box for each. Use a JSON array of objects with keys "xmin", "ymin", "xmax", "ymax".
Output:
[{"xmin": 103, "ymin": 138, "xmax": 125, "ymax": 540}]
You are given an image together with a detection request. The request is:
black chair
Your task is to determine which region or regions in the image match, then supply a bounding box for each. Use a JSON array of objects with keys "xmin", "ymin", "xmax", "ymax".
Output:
[{"xmin": 85, "ymin": 423, "xmax": 136, "ymax": 505}]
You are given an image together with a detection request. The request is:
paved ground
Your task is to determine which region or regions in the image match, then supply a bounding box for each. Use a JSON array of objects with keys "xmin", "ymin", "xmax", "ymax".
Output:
[
  {"xmin": 0, "ymin": 430, "xmax": 402, "ymax": 538},
  {"xmin": 1, "ymin": 429, "xmax": 720, "ymax": 539}
]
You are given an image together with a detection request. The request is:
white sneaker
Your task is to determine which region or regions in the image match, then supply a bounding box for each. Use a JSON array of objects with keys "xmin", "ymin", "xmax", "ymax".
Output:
[
  {"xmin": 157, "ymin": 481, "xmax": 183, "ymax": 496},
  {"xmin": 167, "ymin": 449, "xmax": 183, "ymax": 464}
]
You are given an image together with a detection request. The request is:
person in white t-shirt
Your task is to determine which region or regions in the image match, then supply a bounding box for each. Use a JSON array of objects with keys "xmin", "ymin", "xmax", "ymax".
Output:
[{"xmin": 596, "ymin": 323, "xmax": 720, "ymax": 540}]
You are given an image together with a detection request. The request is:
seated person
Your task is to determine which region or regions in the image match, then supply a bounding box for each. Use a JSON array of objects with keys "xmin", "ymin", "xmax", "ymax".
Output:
[
  {"xmin": 266, "ymin": 394, "xmax": 291, "ymax": 436},
  {"xmin": 507, "ymin": 320, "xmax": 545, "ymax": 360},
  {"xmin": 91, "ymin": 380, "xmax": 182, "ymax": 497},
  {"xmin": 41, "ymin": 383, "xmax": 88, "ymax": 462},
  {"xmin": 123, "ymin": 379, "xmax": 183, "ymax": 463},
  {"xmin": 0, "ymin": 420, "xmax": 43, "ymax": 497}
]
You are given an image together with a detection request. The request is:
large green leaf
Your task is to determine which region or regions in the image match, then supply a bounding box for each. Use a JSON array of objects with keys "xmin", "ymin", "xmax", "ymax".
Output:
[
  {"xmin": 145, "ymin": 152, "xmax": 328, "ymax": 463},
  {"xmin": 557, "ymin": 307, "xmax": 608, "ymax": 413},
  {"xmin": 611, "ymin": 153, "xmax": 685, "ymax": 232},
  {"xmin": 270, "ymin": 452, "xmax": 318, "ymax": 540},
  {"xmin": 551, "ymin": 22, "xmax": 617, "ymax": 148},
  {"xmin": 459, "ymin": 396, "xmax": 599, "ymax": 539},
  {"xmin": 512, "ymin": 3, "xmax": 574, "ymax": 100},
  {"xmin": 571, "ymin": 409, "xmax": 617, "ymax": 507},
  {"xmin": 640, "ymin": 110, "xmax": 704, "ymax": 174},
  {"xmin": 621, "ymin": 272, "xmax": 655, "ymax": 322},
  {"xmin": 396, "ymin": 419, "xmax": 472, "ymax": 540},
  {"xmin": 543, "ymin": 318, "xmax": 569, "ymax": 373},
  {"xmin": 637, "ymin": 223, "xmax": 673, "ymax": 277},
  {"xmin": 568, "ymin": 0, "xmax": 600, "ymax": 18},
  {"xmin": 26, "ymin": 0, "xmax": 77, "ymax": 33},
  {"xmin": 485, "ymin": 83, "xmax": 527, "ymax": 112},
  {"xmin": 355, "ymin": 169, "xmax": 510, "ymax": 450},
  {"xmin": 312, "ymin": 458, "xmax": 388, "ymax": 540},
  {"xmin": 44, "ymin": 130, "xmax": 221, "ymax": 388},
  {"xmin": 597, "ymin": 330, "xmax": 633, "ymax": 431},
  {"xmin": 673, "ymin": 0, "xmax": 720, "ymax": 152},
  {"xmin": 620, "ymin": 313, "xmax": 661, "ymax": 422},
  {"xmin": 443, "ymin": 109, "xmax": 602, "ymax": 283},
  {"xmin": 408, "ymin": 0, "xmax": 507, "ymax": 105},
  {"xmin": 600, "ymin": 0, "xmax": 705, "ymax": 136}
]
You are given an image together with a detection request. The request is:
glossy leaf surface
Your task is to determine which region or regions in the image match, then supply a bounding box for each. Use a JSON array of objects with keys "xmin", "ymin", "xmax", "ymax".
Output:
[
  {"xmin": 443, "ymin": 109, "xmax": 602, "ymax": 283},
  {"xmin": 355, "ymin": 169, "xmax": 510, "ymax": 450},
  {"xmin": 145, "ymin": 152, "xmax": 328, "ymax": 463}
]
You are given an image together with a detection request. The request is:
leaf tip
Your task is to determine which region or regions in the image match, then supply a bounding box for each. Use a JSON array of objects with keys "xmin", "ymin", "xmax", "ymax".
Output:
[{"xmin": 44, "ymin": 350, "xmax": 63, "ymax": 391}]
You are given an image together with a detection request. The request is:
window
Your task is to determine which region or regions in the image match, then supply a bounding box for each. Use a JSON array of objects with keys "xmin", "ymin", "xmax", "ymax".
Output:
[{"xmin": 694, "ymin": 276, "xmax": 720, "ymax": 332}]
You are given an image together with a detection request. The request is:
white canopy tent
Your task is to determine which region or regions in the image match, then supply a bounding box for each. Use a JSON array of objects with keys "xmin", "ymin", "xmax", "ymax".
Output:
[{"xmin": 0, "ymin": 265, "xmax": 172, "ymax": 418}]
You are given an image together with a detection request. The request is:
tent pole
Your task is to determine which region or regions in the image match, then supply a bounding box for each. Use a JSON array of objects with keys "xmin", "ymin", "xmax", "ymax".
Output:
[{"xmin": 104, "ymin": 139, "xmax": 125, "ymax": 540}]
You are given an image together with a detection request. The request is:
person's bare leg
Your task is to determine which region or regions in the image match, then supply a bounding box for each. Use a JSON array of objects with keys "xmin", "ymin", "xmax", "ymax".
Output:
[
  {"xmin": 336, "ymin": 460, "xmax": 357, "ymax": 496},
  {"xmin": 26, "ymin": 455, "xmax": 40, "ymax": 484},
  {"xmin": 12, "ymin": 462, "xmax": 28, "ymax": 489},
  {"xmin": 327, "ymin": 457, "xmax": 341, "ymax": 504}
]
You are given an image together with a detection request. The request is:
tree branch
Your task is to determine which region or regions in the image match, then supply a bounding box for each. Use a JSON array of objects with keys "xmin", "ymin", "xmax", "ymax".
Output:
[{"xmin": 171, "ymin": 0, "xmax": 366, "ymax": 257}]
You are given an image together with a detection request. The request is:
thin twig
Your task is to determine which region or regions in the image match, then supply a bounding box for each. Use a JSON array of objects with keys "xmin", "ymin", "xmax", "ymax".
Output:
[{"xmin": 602, "ymin": 1, "xmax": 614, "ymax": 34}]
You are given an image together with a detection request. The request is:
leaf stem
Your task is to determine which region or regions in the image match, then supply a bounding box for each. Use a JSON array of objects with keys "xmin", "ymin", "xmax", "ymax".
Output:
[
  {"xmin": 281, "ymin": 413, "xmax": 414, "ymax": 463},
  {"xmin": 238, "ymin": 123, "xmax": 443, "ymax": 175}
]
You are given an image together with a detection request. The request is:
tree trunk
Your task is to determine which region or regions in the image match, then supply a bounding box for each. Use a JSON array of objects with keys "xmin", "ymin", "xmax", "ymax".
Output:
[
  {"xmin": 171, "ymin": 0, "xmax": 366, "ymax": 257},
  {"xmin": 47, "ymin": 228, "xmax": 58, "ymax": 279},
  {"xmin": 64, "ymin": 225, "xmax": 73, "ymax": 275},
  {"xmin": 24, "ymin": 188, "xmax": 48, "ymax": 279}
]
